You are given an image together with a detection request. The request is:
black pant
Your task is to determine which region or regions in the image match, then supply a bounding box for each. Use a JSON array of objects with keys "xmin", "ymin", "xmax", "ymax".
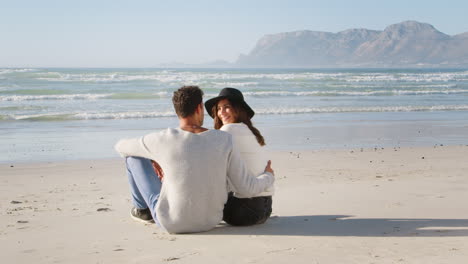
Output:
[{"xmin": 223, "ymin": 192, "xmax": 272, "ymax": 226}]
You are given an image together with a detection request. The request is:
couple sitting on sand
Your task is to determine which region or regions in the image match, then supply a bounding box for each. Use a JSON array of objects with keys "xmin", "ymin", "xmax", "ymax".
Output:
[{"xmin": 115, "ymin": 86, "xmax": 275, "ymax": 234}]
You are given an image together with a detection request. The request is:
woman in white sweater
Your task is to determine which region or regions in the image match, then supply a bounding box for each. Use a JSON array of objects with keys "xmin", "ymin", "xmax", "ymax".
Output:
[{"xmin": 205, "ymin": 87, "xmax": 274, "ymax": 226}]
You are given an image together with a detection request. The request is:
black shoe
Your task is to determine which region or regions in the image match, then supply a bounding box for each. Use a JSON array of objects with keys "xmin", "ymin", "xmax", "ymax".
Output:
[{"xmin": 130, "ymin": 207, "xmax": 154, "ymax": 224}]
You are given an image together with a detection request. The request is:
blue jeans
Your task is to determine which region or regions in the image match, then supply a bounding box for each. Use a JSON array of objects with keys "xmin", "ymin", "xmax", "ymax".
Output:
[{"xmin": 126, "ymin": 157, "xmax": 162, "ymax": 225}]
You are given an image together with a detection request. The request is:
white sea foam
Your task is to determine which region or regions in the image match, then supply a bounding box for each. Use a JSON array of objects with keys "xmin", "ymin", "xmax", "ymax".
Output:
[
  {"xmin": 201, "ymin": 71, "xmax": 468, "ymax": 83},
  {"xmin": 9, "ymin": 111, "xmax": 176, "ymax": 121},
  {"xmin": 30, "ymin": 71, "xmax": 350, "ymax": 83},
  {"xmin": 11, "ymin": 113, "xmax": 70, "ymax": 121},
  {"xmin": 256, "ymin": 105, "xmax": 468, "ymax": 115},
  {"xmin": 0, "ymin": 68, "xmax": 38, "ymax": 75},
  {"xmin": 28, "ymin": 70, "xmax": 468, "ymax": 85},
  {"xmin": 153, "ymin": 91, "xmax": 171, "ymax": 97},
  {"xmin": 229, "ymin": 71, "xmax": 468, "ymax": 83},
  {"xmin": 0, "ymin": 93, "xmax": 113, "ymax": 101},
  {"xmin": 345, "ymin": 72, "xmax": 468, "ymax": 83},
  {"xmin": 34, "ymin": 71, "xmax": 207, "ymax": 83},
  {"xmin": 8, "ymin": 105, "xmax": 468, "ymax": 122},
  {"xmin": 204, "ymin": 89, "xmax": 468, "ymax": 98},
  {"xmin": 211, "ymin": 81, "xmax": 259, "ymax": 87},
  {"xmin": 3, "ymin": 89, "xmax": 466, "ymax": 102},
  {"xmin": 75, "ymin": 111, "xmax": 176, "ymax": 120},
  {"xmin": 327, "ymin": 83, "xmax": 458, "ymax": 89},
  {"xmin": 35, "ymin": 72, "xmax": 145, "ymax": 82}
]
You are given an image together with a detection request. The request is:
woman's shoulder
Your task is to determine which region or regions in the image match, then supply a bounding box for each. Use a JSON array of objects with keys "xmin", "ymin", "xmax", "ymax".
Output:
[{"xmin": 220, "ymin": 123, "xmax": 250, "ymax": 134}]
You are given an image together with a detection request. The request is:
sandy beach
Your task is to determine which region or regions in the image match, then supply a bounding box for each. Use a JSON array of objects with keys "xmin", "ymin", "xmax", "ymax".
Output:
[
  {"xmin": 2, "ymin": 145, "xmax": 468, "ymax": 263},
  {"xmin": 2, "ymin": 1, "xmax": 468, "ymax": 263}
]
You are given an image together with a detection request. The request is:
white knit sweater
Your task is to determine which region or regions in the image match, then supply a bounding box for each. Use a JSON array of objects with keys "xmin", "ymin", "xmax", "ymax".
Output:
[
  {"xmin": 115, "ymin": 128, "xmax": 274, "ymax": 234},
  {"xmin": 220, "ymin": 123, "xmax": 275, "ymax": 198}
]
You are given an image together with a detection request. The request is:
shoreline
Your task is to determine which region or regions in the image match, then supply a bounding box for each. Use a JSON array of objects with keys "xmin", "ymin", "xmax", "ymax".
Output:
[
  {"xmin": 3, "ymin": 143, "xmax": 468, "ymax": 166},
  {"xmin": 2, "ymin": 110, "xmax": 468, "ymax": 164},
  {"xmin": 2, "ymin": 146, "xmax": 468, "ymax": 263}
]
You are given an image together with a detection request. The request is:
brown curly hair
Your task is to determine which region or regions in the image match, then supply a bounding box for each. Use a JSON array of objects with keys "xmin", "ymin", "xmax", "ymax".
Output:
[{"xmin": 172, "ymin": 86, "xmax": 204, "ymax": 118}]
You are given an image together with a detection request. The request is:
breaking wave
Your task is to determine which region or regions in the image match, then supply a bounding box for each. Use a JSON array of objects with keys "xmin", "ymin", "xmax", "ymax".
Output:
[
  {"xmin": 0, "ymin": 93, "xmax": 113, "ymax": 101},
  {"xmin": 8, "ymin": 69, "xmax": 468, "ymax": 84},
  {"xmin": 3, "ymin": 105, "xmax": 468, "ymax": 122},
  {"xmin": 257, "ymin": 105, "xmax": 468, "ymax": 114}
]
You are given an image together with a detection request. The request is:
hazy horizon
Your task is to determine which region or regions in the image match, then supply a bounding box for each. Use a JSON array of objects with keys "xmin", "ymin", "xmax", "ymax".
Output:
[{"xmin": 2, "ymin": 0, "xmax": 468, "ymax": 68}]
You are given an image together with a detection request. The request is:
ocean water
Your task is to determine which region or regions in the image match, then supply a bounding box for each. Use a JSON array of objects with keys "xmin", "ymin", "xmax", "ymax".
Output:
[{"xmin": 1, "ymin": 68, "xmax": 468, "ymax": 163}]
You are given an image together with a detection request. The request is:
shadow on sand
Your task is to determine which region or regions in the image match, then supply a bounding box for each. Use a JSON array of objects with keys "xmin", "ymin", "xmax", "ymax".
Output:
[{"xmin": 204, "ymin": 215, "xmax": 468, "ymax": 237}]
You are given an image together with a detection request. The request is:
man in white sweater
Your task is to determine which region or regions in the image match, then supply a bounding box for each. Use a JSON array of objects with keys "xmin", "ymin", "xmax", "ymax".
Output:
[{"xmin": 115, "ymin": 86, "xmax": 274, "ymax": 234}]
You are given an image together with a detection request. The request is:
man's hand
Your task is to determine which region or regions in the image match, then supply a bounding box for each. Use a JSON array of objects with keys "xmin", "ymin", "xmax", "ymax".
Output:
[
  {"xmin": 264, "ymin": 160, "xmax": 274, "ymax": 175},
  {"xmin": 151, "ymin": 160, "xmax": 164, "ymax": 181}
]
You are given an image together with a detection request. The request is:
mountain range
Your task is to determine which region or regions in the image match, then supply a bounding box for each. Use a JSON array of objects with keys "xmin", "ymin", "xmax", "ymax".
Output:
[{"xmin": 236, "ymin": 21, "xmax": 468, "ymax": 67}]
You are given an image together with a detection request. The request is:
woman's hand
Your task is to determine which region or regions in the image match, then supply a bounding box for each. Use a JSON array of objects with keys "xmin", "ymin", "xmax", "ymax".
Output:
[
  {"xmin": 264, "ymin": 160, "xmax": 274, "ymax": 175},
  {"xmin": 151, "ymin": 160, "xmax": 164, "ymax": 181}
]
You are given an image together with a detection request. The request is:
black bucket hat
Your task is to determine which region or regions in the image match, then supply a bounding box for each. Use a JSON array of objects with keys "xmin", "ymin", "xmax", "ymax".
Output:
[{"xmin": 204, "ymin": 87, "xmax": 255, "ymax": 119}]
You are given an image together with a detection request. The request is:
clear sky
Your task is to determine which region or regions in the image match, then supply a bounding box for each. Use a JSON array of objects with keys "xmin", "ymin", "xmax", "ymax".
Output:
[{"xmin": 1, "ymin": 0, "xmax": 467, "ymax": 67}]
